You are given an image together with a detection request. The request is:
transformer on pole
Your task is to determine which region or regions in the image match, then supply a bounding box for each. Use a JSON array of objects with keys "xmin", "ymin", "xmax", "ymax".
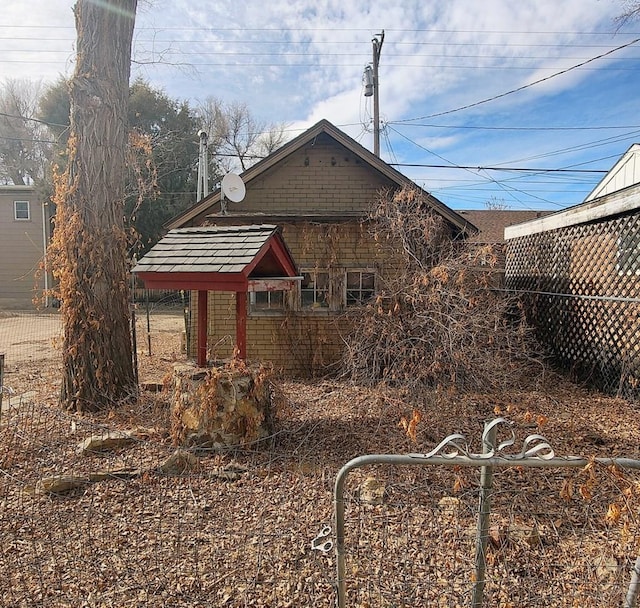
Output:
[{"xmin": 363, "ymin": 31, "xmax": 384, "ymax": 157}]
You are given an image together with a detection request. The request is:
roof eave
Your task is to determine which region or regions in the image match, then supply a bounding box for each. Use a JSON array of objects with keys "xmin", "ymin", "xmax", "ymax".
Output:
[{"xmin": 166, "ymin": 120, "xmax": 478, "ymax": 235}]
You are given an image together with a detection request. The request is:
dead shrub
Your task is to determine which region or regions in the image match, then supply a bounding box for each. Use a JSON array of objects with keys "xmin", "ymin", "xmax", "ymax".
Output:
[{"xmin": 340, "ymin": 186, "xmax": 542, "ymax": 392}]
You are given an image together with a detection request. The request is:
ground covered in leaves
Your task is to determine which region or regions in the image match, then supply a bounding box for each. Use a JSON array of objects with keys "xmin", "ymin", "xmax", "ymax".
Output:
[{"xmin": 1, "ymin": 310, "xmax": 639, "ymax": 607}]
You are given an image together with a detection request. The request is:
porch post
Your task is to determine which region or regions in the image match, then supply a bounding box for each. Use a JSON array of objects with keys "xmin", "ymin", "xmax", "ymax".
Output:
[
  {"xmin": 197, "ymin": 290, "xmax": 208, "ymax": 367},
  {"xmin": 235, "ymin": 291, "xmax": 247, "ymax": 360}
]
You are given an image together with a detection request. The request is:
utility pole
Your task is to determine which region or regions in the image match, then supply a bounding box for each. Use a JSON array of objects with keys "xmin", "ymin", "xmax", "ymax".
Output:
[{"xmin": 364, "ymin": 30, "xmax": 385, "ymax": 157}]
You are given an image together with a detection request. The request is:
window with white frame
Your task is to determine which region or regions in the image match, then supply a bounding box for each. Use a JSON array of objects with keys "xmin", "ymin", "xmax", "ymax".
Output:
[
  {"xmin": 14, "ymin": 200, "xmax": 30, "ymax": 221},
  {"xmin": 249, "ymin": 289, "xmax": 285, "ymax": 312},
  {"xmin": 298, "ymin": 267, "xmax": 377, "ymax": 311},
  {"xmin": 300, "ymin": 270, "xmax": 330, "ymax": 310},
  {"xmin": 346, "ymin": 270, "xmax": 376, "ymax": 306}
]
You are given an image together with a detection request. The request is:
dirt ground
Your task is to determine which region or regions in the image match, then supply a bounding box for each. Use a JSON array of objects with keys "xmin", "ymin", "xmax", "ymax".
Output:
[
  {"xmin": 0, "ymin": 308, "xmax": 184, "ymax": 397},
  {"xmin": 0, "ymin": 308, "xmax": 183, "ymax": 363},
  {"xmin": 0, "ymin": 311, "xmax": 63, "ymax": 364},
  {"xmin": 1, "ymin": 309, "xmax": 639, "ymax": 607}
]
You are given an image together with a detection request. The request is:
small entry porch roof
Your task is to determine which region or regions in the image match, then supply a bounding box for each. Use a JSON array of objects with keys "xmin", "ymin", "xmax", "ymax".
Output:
[{"xmin": 132, "ymin": 224, "xmax": 299, "ymax": 366}]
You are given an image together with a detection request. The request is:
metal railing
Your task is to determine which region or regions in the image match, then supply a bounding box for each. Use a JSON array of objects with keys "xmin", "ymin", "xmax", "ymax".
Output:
[{"xmin": 332, "ymin": 418, "xmax": 640, "ymax": 608}]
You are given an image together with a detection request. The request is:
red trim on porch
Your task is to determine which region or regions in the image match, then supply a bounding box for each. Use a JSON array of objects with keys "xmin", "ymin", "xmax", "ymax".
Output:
[
  {"xmin": 235, "ymin": 292, "xmax": 247, "ymax": 360},
  {"xmin": 197, "ymin": 290, "xmax": 208, "ymax": 367}
]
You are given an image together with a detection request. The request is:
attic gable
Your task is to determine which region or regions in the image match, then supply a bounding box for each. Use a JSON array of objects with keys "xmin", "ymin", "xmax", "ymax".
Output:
[
  {"xmin": 585, "ymin": 143, "xmax": 640, "ymax": 202},
  {"xmin": 167, "ymin": 120, "xmax": 476, "ymax": 236}
]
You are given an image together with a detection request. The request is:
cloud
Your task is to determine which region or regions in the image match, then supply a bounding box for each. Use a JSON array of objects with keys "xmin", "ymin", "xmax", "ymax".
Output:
[{"xmin": 3, "ymin": 0, "xmax": 638, "ymax": 210}]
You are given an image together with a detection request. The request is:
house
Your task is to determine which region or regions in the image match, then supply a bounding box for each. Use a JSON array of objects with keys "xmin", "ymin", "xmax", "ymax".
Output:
[
  {"xmin": 504, "ymin": 143, "xmax": 640, "ymax": 398},
  {"xmin": 458, "ymin": 209, "xmax": 552, "ymax": 274},
  {"xmin": 155, "ymin": 119, "xmax": 477, "ymax": 375},
  {"xmin": 458, "ymin": 210, "xmax": 552, "ymax": 246},
  {"xmin": 0, "ymin": 185, "xmax": 52, "ymax": 309}
]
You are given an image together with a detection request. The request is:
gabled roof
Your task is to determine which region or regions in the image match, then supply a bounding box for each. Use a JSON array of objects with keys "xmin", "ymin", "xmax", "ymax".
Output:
[
  {"xmin": 585, "ymin": 143, "xmax": 640, "ymax": 202},
  {"xmin": 167, "ymin": 119, "xmax": 477, "ymax": 236},
  {"xmin": 132, "ymin": 224, "xmax": 298, "ymax": 291},
  {"xmin": 458, "ymin": 210, "xmax": 552, "ymax": 243}
]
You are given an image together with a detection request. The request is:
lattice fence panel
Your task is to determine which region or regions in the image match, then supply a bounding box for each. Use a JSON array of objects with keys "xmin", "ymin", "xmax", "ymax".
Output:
[{"xmin": 505, "ymin": 210, "xmax": 640, "ymax": 398}]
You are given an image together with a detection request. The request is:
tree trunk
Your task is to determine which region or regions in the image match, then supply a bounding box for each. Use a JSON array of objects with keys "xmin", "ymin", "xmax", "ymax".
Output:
[{"xmin": 55, "ymin": 0, "xmax": 138, "ymax": 412}]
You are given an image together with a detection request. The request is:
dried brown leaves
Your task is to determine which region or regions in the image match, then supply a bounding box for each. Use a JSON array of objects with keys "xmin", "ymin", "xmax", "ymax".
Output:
[
  {"xmin": 1, "ymin": 313, "xmax": 639, "ymax": 606},
  {"xmin": 341, "ymin": 186, "xmax": 541, "ymax": 393}
]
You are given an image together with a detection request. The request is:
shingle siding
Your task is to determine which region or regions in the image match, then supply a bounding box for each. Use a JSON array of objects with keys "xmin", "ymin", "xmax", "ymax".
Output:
[
  {"xmin": 169, "ymin": 121, "xmax": 472, "ymax": 376},
  {"xmin": 188, "ymin": 221, "xmax": 399, "ymax": 375}
]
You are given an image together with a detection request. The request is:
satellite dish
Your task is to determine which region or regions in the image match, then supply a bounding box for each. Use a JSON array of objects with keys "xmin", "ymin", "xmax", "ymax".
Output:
[{"xmin": 221, "ymin": 173, "xmax": 246, "ymax": 203}]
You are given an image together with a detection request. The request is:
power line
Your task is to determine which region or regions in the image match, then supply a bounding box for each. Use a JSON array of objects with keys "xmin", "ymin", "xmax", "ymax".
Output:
[
  {"xmin": 1, "ymin": 24, "xmax": 639, "ymax": 34},
  {"xmin": 386, "ymin": 125, "xmax": 590, "ymax": 208},
  {"xmin": 3, "ymin": 36, "xmax": 639, "ymax": 49},
  {"xmin": 392, "ymin": 36, "xmax": 640, "ymax": 123},
  {"xmin": 0, "ymin": 111, "xmax": 69, "ymax": 129},
  {"xmin": 7, "ymin": 48, "xmax": 640, "ymax": 63},
  {"xmin": 396, "ymin": 123, "xmax": 640, "ymax": 132},
  {"xmin": 0, "ymin": 135, "xmax": 57, "ymax": 144},
  {"xmin": 389, "ymin": 163, "xmax": 607, "ymax": 173}
]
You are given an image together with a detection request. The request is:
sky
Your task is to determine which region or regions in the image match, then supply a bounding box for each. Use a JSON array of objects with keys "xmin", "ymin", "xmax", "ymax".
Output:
[{"xmin": 2, "ymin": 0, "xmax": 640, "ymax": 211}]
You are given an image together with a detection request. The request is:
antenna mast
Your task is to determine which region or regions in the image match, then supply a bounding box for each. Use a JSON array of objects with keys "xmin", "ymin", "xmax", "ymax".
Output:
[{"xmin": 197, "ymin": 130, "xmax": 209, "ymax": 201}]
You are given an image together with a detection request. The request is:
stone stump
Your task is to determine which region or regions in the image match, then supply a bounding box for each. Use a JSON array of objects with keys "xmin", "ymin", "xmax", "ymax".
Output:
[{"xmin": 170, "ymin": 362, "xmax": 274, "ymax": 448}]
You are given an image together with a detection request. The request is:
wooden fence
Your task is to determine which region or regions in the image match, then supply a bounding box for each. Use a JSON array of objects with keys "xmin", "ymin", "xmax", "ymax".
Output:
[{"xmin": 505, "ymin": 209, "xmax": 639, "ymax": 399}]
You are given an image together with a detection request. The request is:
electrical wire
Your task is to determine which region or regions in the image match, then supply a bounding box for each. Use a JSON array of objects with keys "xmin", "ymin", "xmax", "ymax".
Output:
[
  {"xmin": 0, "ymin": 111, "xmax": 69, "ymax": 129},
  {"xmin": 391, "ymin": 36, "xmax": 640, "ymax": 123}
]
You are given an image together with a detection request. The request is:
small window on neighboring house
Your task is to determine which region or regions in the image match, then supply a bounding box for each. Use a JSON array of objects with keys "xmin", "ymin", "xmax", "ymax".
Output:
[
  {"xmin": 617, "ymin": 224, "xmax": 640, "ymax": 275},
  {"xmin": 346, "ymin": 270, "xmax": 376, "ymax": 306},
  {"xmin": 14, "ymin": 200, "xmax": 30, "ymax": 221},
  {"xmin": 249, "ymin": 290, "xmax": 285, "ymax": 313},
  {"xmin": 301, "ymin": 270, "xmax": 329, "ymax": 309}
]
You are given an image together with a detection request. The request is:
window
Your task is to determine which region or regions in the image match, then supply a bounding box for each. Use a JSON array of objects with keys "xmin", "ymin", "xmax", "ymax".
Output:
[
  {"xmin": 14, "ymin": 200, "xmax": 30, "ymax": 221},
  {"xmin": 301, "ymin": 270, "xmax": 329, "ymax": 309},
  {"xmin": 298, "ymin": 268, "xmax": 377, "ymax": 311},
  {"xmin": 346, "ymin": 270, "xmax": 375, "ymax": 306},
  {"xmin": 249, "ymin": 290, "xmax": 285, "ymax": 312}
]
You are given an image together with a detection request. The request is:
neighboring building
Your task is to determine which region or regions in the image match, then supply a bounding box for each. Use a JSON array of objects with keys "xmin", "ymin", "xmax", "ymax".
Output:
[
  {"xmin": 0, "ymin": 185, "xmax": 52, "ymax": 309},
  {"xmin": 458, "ymin": 210, "xmax": 552, "ymax": 245},
  {"xmin": 164, "ymin": 119, "xmax": 477, "ymax": 375},
  {"xmin": 458, "ymin": 209, "xmax": 553, "ymax": 274},
  {"xmin": 504, "ymin": 144, "xmax": 640, "ymax": 398}
]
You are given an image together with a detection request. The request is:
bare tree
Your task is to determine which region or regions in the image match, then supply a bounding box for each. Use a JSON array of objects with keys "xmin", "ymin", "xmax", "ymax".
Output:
[
  {"xmin": 195, "ymin": 97, "xmax": 289, "ymax": 172},
  {"xmin": 50, "ymin": 0, "xmax": 138, "ymax": 412},
  {"xmin": 615, "ymin": 1, "xmax": 640, "ymax": 28},
  {"xmin": 0, "ymin": 79, "xmax": 50, "ymax": 185},
  {"xmin": 483, "ymin": 196, "xmax": 509, "ymax": 210}
]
